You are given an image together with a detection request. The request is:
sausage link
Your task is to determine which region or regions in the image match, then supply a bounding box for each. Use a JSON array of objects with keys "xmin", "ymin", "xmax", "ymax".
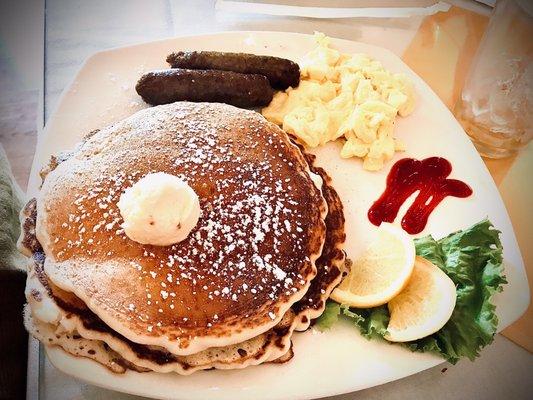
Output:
[
  {"xmin": 166, "ymin": 51, "xmax": 300, "ymax": 90},
  {"xmin": 135, "ymin": 69, "xmax": 274, "ymax": 108}
]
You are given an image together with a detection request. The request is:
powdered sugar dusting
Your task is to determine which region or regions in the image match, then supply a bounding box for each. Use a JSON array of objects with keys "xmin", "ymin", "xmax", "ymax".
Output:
[{"xmin": 41, "ymin": 102, "xmax": 326, "ymax": 338}]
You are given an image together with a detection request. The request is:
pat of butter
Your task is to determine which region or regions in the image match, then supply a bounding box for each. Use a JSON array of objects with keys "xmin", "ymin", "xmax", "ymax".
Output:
[
  {"xmin": 262, "ymin": 32, "xmax": 415, "ymax": 171},
  {"xmin": 118, "ymin": 172, "xmax": 200, "ymax": 246}
]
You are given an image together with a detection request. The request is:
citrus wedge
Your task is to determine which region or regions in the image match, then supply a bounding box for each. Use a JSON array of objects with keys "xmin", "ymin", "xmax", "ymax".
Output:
[
  {"xmin": 385, "ymin": 256, "xmax": 457, "ymax": 342},
  {"xmin": 330, "ymin": 223, "xmax": 415, "ymax": 308}
]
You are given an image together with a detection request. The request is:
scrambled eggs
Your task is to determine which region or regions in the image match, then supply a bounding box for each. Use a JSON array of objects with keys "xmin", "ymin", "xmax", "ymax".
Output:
[{"xmin": 262, "ymin": 33, "xmax": 415, "ymax": 171}]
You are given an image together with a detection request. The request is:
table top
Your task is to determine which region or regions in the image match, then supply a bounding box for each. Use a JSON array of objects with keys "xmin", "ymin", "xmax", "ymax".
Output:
[{"xmin": 1, "ymin": 1, "xmax": 531, "ymax": 399}]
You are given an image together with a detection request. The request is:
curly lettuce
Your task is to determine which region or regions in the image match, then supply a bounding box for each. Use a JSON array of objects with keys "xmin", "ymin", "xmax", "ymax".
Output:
[{"xmin": 316, "ymin": 219, "xmax": 507, "ymax": 364}]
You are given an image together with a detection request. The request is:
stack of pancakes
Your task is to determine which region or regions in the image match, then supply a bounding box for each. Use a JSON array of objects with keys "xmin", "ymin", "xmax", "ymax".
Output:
[{"xmin": 20, "ymin": 102, "xmax": 345, "ymax": 374}]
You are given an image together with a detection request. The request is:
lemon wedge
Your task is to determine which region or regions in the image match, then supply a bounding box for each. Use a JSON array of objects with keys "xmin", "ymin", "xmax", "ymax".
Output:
[
  {"xmin": 385, "ymin": 256, "xmax": 457, "ymax": 342},
  {"xmin": 331, "ymin": 223, "xmax": 415, "ymax": 308}
]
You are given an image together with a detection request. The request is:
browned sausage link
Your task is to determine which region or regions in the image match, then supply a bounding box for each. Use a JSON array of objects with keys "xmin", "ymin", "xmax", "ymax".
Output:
[
  {"xmin": 166, "ymin": 51, "xmax": 300, "ymax": 90},
  {"xmin": 135, "ymin": 69, "xmax": 274, "ymax": 108}
]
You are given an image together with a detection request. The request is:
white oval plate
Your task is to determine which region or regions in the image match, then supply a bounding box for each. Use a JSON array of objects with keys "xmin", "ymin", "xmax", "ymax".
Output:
[{"xmin": 32, "ymin": 31, "xmax": 529, "ymax": 400}]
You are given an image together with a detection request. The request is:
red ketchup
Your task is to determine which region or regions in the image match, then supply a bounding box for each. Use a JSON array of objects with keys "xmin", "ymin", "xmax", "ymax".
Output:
[{"xmin": 368, "ymin": 157, "xmax": 472, "ymax": 234}]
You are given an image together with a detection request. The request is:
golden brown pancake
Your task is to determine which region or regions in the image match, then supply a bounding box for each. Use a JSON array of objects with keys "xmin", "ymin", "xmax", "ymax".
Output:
[
  {"xmin": 292, "ymin": 156, "xmax": 346, "ymax": 330},
  {"xmin": 24, "ymin": 309, "xmax": 147, "ymax": 374},
  {"xmin": 22, "ymin": 158, "xmax": 345, "ymax": 374},
  {"xmin": 34, "ymin": 102, "xmax": 327, "ymax": 355},
  {"xmin": 25, "ymin": 251, "xmax": 297, "ymax": 374}
]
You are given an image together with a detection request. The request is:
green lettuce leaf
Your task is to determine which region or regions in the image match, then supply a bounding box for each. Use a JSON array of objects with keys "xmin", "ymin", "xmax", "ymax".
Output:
[
  {"xmin": 315, "ymin": 302, "xmax": 341, "ymax": 331},
  {"xmin": 340, "ymin": 305, "xmax": 389, "ymax": 340},
  {"xmin": 316, "ymin": 219, "xmax": 507, "ymax": 364}
]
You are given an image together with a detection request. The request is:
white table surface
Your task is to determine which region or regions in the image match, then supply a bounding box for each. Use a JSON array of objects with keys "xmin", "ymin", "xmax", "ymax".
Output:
[{"xmin": 18, "ymin": 0, "xmax": 532, "ymax": 399}]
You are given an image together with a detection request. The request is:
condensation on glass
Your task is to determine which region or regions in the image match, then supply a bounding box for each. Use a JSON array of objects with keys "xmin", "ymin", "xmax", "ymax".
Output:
[{"xmin": 454, "ymin": 0, "xmax": 533, "ymax": 158}]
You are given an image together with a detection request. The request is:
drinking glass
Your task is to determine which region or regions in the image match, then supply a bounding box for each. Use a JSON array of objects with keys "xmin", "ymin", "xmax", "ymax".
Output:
[{"xmin": 454, "ymin": 0, "xmax": 533, "ymax": 158}]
